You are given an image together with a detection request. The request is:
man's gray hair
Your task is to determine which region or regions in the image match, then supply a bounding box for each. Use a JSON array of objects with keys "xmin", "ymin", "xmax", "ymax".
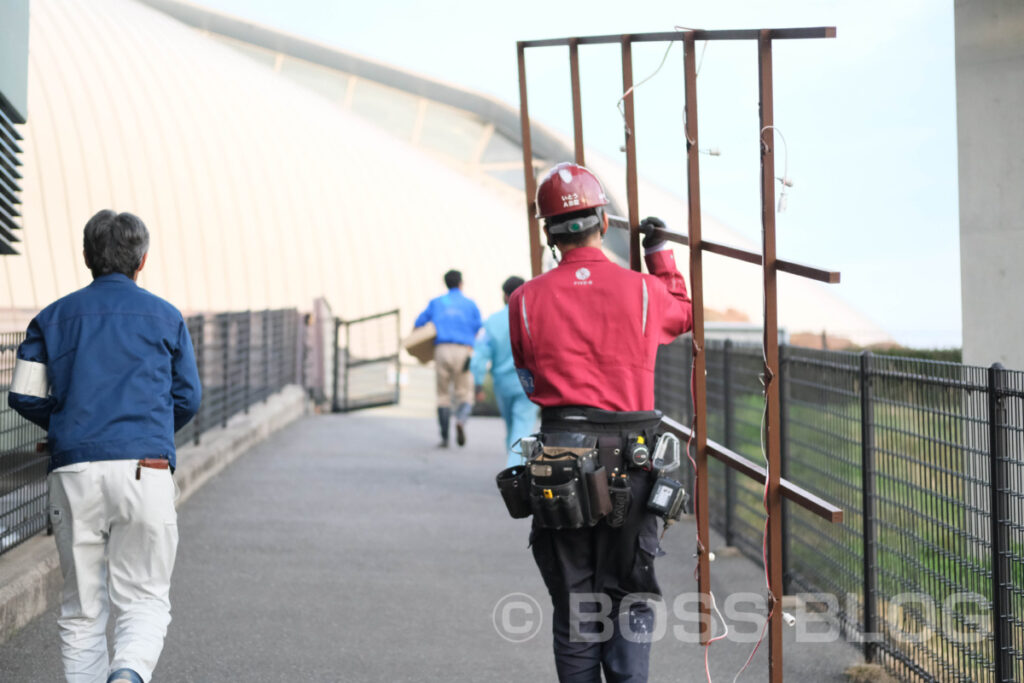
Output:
[{"xmin": 83, "ymin": 210, "xmax": 150, "ymax": 278}]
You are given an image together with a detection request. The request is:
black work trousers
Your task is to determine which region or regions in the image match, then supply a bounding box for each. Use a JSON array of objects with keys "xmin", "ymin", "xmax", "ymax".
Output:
[{"xmin": 531, "ymin": 472, "xmax": 662, "ymax": 683}]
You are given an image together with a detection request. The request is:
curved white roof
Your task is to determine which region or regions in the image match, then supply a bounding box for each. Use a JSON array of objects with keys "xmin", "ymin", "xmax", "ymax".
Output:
[
  {"xmin": 3, "ymin": 0, "xmax": 891, "ymax": 346},
  {"xmin": 4, "ymin": 0, "xmax": 530, "ymax": 324}
]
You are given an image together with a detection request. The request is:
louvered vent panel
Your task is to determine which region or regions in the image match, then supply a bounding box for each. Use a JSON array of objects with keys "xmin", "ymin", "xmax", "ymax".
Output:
[{"xmin": 0, "ymin": 106, "xmax": 23, "ymax": 255}]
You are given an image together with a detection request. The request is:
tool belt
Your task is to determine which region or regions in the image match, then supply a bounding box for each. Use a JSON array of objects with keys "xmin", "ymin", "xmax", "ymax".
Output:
[{"xmin": 495, "ymin": 408, "xmax": 665, "ymax": 529}]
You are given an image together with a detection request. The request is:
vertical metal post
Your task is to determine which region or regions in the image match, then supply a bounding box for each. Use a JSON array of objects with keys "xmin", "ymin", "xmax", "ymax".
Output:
[
  {"xmin": 243, "ymin": 311, "xmax": 251, "ymax": 415},
  {"xmin": 221, "ymin": 314, "xmax": 230, "ymax": 428},
  {"xmin": 619, "ymin": 35, "xmax": 641, "ymax": 272},
  {"xmin": 569, "ymin": 38, "xmax": 585, "ymax": 166},
  {"xmin": 859, "ymin": 350, "xmax": 877, "ymax": 663},
  {"xmin": 517, "ymin": 42, "xmax": 542, "ymax": 278},
  {"xmin": 722, "ymin": 338, "xmax": 735, "ymax": 547},
  {"xmin": 682, "ymin": 32, "xmax": 711, "ymax": 642},
  {"xmin": 757, "ymin": 32, "xmax": 784, "ymax": 682},
  {"xmin": 262, "ymin": 310, "xmax": 270, "ymax": 401},
  {"xmin": 779, "ymin": 343, "xmax": 791, "ymax": 593},
  {"xmin": 989, "ymin": 362, "xmax": 1011, "ymax": 682},
  {"xmin": 343, "ymin": 321, "xmax": 352, "ymax": 413},
  {"xmin": 394, "ymin": 312, "xmax": 402, "ymax": 405},
  {"xmin": 331, "ymin": 318, "xmax": 341, "ymax": 413},
  {"xmin": 193, "ymin": 316, "xmax": 203, "ymax": 446}
]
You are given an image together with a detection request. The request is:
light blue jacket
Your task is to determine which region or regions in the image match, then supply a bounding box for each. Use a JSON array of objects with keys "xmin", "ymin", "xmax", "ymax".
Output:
[
  {"xmin": 415, "ymin": 288, "xmax": 481, "ymax": 346},
  {"xmin": 471, "ymin": 306, "xmax": 528, "ymax": 400}
]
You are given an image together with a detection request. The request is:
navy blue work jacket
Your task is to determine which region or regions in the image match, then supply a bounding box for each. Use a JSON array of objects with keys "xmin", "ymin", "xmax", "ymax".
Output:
[{"xmin": 9, "ymin": 273, "xmax": 202, "ymax": 471}]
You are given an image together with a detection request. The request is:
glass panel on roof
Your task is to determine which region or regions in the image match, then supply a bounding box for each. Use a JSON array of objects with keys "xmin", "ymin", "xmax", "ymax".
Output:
[
  {"xmin": 418, "ymin": 103, "xmax": 485, "ymax": 163},
  {"xmin": 480, "ymin": 132, "xmax": 523, "ymax": 165},
  {"xmin": 211, "ymin": 35, "xmax": 277, "ymax": 70},
  {"xmin": 349, "ymin": 79, "xmax": 418, "ymax": 141},
  {"xmin": 279, "ymin": 57, "xmax": 349, "ymax": 104}
]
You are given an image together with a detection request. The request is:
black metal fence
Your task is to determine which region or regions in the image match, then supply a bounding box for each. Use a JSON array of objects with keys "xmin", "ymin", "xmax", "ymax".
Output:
[
  {"xmin": 0, "ymin": 309, "xmax": 302, "ymax": 557},
  {"xmin": 654, "ymin": 338, "xmax": 1024, "ymax": 683}
]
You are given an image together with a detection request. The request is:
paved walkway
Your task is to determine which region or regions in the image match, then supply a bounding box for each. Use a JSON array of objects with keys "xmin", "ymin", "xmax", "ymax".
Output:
[{"xmin": 0, "ymin": 411, "xmax": 861, "ymax": 682}]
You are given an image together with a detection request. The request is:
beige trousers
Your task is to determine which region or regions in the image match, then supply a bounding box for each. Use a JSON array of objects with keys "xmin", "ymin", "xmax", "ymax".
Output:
[{"xmin": 434, "ymin": 343, "xmax": 474, "ymax": 407}]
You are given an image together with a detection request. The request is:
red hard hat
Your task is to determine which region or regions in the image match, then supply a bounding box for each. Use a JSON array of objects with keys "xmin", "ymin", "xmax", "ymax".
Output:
[{"xmin": 535, "ymin": 162, "xmax": 609, "ymax": 219}]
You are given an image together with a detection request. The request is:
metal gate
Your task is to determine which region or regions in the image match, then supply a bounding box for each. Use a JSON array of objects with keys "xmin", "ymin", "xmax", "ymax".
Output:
[{"xmin": 332, "ymin": 309, "xmax": 401, "ymax": 412}]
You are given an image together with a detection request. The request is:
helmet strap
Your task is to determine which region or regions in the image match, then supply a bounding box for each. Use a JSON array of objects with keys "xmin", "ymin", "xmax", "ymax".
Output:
[{"xmin": 550, "ymin": 244, "xmax": 560, "ymax": 263}]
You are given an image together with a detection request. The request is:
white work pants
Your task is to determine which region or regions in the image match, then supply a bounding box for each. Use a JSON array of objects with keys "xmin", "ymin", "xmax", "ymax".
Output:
[{"xmin": 48, "ymin": 459, "xmax": 178, "ymax": 683}]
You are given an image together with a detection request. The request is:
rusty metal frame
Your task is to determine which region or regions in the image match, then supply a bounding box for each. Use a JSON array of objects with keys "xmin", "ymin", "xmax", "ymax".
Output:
[{"xmin": 517, "ymin": 26, "xmax": 838, "ymax": 683}]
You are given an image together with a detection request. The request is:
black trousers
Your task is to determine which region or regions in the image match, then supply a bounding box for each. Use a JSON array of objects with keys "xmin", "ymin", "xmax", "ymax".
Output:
[{"xmin": 531, "ymin": 473, "xmax": 662, "ymax": 683}]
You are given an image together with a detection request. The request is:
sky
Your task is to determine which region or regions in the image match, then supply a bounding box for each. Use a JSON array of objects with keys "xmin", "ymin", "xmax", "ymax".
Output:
[{"xmin": 194, "ymin": 0, "xmax": 961, "ymax": 348}]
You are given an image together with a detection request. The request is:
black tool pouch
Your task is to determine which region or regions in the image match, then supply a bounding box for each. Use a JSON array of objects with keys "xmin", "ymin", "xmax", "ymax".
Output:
[
  {"xmin": 531, "ymin": 478, "xmax": 586, "ymax": 530},
  {"xmin": 496, "ymin": 465, "xmax": 532, "ymax": 519},
  {"xmin": 528, "ymin": 438, "xmax": 591, "ymax": 530},
  {"xmin": 607, "ymin": 474, "xmax": 632, "ymax": 528},
  {"xmin": 585, "ymin": 467, "xmax": 613, "ymax": 522}
]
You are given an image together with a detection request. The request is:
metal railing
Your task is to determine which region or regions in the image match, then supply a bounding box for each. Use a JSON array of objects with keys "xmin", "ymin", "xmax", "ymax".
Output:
[
  {"xmin": 332, "ymin": 309, "xmax": 401, "ymax": 413},
  {"xmin": 0, "ymin": 309, "xmax": 302, "ymax": 557},
  {"xmin": 654, "ymin": 338, "xmax": 1024, "ymax": 682}
]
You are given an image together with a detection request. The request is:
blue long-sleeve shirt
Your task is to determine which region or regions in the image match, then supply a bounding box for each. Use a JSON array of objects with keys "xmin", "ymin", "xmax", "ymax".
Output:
[
  {"xmin": 8, "ymin": 273, "xmax": 202, "ymax": 471},
  {"xmin": 414, "ymin": 288, "xmax": 481, "ymax": 346},
  {"xmin": 470, "ymin": 305, "xmax": 529, "ymax": 400}
]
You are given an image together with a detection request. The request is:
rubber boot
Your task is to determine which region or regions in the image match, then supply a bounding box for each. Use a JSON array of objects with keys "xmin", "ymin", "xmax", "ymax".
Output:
[
  {"xmin": 455, "ymin": 401, "xmax": 472, "ymax": 447},
  {"xmin": 437, "ymin": 407, "xmax": 451, "ymax": 447}
]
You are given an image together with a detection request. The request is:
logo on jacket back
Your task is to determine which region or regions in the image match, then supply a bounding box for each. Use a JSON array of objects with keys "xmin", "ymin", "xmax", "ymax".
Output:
[{"xmin": 574, "ymin": 267, "xmax": 592, "ymax": 286}]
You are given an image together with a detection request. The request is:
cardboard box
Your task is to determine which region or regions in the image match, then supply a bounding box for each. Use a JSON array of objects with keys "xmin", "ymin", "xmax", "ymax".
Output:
[{"xmin": 402, "ymin": 322, "xmax": 436, "ymax": 364}]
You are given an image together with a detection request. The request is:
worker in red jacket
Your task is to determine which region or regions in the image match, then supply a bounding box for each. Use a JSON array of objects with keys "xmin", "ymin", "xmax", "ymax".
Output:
[{"xmin": 508, "ymin": 162, "xmax": 693, "ymax": 682}]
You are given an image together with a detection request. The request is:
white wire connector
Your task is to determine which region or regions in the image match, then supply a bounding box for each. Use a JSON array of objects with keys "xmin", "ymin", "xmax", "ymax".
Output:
[
  {"xmin": 702, "ymin": 147, "xmax": 721, "ymax": 157},
  {"xmin": 782, "ymin": 612, "xmax": 796, "ymax": 627},
  {"xmin": 761, "ymin": 126, "xmax": 791, "ymax": 214}
]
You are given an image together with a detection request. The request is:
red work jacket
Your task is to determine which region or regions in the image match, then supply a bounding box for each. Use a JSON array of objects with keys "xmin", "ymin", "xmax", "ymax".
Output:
[{"xmin": 508, "ymin": 245, "xmax": 693, "ymax": 412}]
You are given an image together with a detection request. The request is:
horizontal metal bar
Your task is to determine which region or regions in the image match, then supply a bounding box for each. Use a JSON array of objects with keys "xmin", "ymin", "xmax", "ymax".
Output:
[
  {"xmin": 660, "ymin": 415, "xmax": 844, "ymax": 523},
  {"xmin": 606, "ymin": 215, "xmax": 840, "ymax": 283},
  {"xmin": 341, "ymin": 309, "xmax": 400, "ymax": 326},
  {"xmin": 346, "ymin": 354, "xmax": 400, "ymax": 369},
  {"xmin": 519, "ymin": 27, "xmax": 835, "ymax": 48},
  {"xmin": 867, "ymin": 365, "xmax": 988, "ymax": 393}
]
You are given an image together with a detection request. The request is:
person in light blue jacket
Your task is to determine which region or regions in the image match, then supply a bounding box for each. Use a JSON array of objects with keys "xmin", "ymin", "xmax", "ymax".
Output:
[{"xmin": 471, "ymin": 276, "xmax": 539, "ymax": 468}]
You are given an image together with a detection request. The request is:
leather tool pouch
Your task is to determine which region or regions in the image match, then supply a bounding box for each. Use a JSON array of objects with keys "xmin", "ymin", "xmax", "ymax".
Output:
[
  {"xmin": 528, "ymin": 433, "xmax": 605, "ymax": 530},
  {"xmin": 495, "ymin": 465, "xmax": 532, "ymax": 519}
]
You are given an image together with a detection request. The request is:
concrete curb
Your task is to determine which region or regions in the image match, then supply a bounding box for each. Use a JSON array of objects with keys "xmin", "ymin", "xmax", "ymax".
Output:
[{"xmin": 0, "ymin": 385, "xmax": 309, "ymax": 645}]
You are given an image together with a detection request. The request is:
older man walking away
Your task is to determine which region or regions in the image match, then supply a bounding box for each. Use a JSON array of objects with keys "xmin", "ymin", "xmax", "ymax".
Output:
[{"xmin": 9, "ymin": 210, "xmax": 202, "ymax": 683}]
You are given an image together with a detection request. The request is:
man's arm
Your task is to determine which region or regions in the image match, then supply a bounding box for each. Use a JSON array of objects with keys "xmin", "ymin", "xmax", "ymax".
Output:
[
  {"xmin": 470, "ymin": 327, "xmax": 493, "ymax": 388},
  {"xmin": 414, "ymin": 300, "xmax": 433, "ymax": 329},
  {"xmin": 8, "ymin": 318, "xmax": 57, "ymax": 430},
  {"xmin": 171, "ymin": 319, "xmax": 202, "ymax": 432},
  {"xmin": 641, "ymin": 217, "xmax": 693, "ymax": 340},
  {"xmin": 506, "ymin": 289, "xmax": 536, "ymax": 397}
]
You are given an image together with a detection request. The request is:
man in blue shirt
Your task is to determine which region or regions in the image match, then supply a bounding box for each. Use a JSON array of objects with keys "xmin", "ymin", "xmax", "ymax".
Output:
[
  {"xmin": 470, "ymin": 276, "xmax": 539, "ymax": 468},
  {"xmin": 414, "ymin": 269, "xmax": 481, "ymax": 447},
  {"xmin": 10, "ymin": 210, "xmax": 201, "ymax": 683}
]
